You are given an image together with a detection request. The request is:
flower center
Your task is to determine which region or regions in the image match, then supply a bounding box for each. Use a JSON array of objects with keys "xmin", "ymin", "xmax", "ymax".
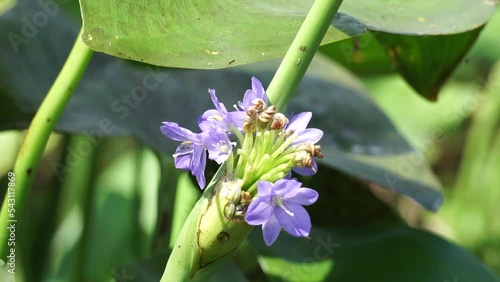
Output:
[
  {"xmin": 273, "ymin": 196, "xmax": 294, "ymax": 216},
  {"xmin": 219, "ymin": 143, "xmax": 229, "ymax": 153},
  {"xmin": 208, "ymin": 114, "xmax": 223, "ymax": 121}
]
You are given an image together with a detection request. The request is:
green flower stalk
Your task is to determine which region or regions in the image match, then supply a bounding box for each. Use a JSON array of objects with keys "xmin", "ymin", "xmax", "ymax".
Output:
[
  {"xmin": 160, "ymin": 0, "xmax": 343, "ymax": 280},
  {"xmin": 0, "ymin": 28, "xmax": 93, "ymax": 258}
]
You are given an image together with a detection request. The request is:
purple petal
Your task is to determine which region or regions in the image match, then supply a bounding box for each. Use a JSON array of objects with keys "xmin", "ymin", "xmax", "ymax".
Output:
[
  {"xmin": 290, "ymin": 128, "xmax": 323, "ymax": 146},
  {"xmin": 286, "ymin": 188, "xmax": 319, "ymax": 206},
  {"xmin": 262, "ymin": 215, "xmax": 281, "ymax": 246},
  {"xmin": 191, "ymin": 144, "xmax": 207, "ymax": 188},
  {"xmin": 205, "ymin": 128, "xmax": 232, "ymax": 164},
  {"xmin": 245, "ymin": 197, "xmax": 274, "ymax": 225},
  {"xmin": 242, "ymin": 77, "xmax": 267, "ymax": 109},
  {"xmin": 161, "ymin": 122, "xmax": 195, "ymax": 142},
  {"xmin": 273, "ymin": 178, "xmax": 302, "ymax": 198},
  {"xmin": 225, "ymin": 111, "xmax": 246, "ymax": 130},
  {"xmin": 174, "ymin": 153, "xmax": 191, "ymax": 170},
  {"xmin": 198, "ymin": 109, "xmax": 223, "ymax": 131},
  {"xmin": 242, "ymin": 89, "xmax": 258, "ymax": 110},
  {"xmin": 251, "ymin": 77, "xmax": 267, "ymax": 104},
  {"xmin": 286, "ymin": 112, "xmax": 312, "ymax": 132},
  {"xmin": 257, "ymin": 181, "xmax": 275, "ymax": 197},
  {"xmin": 274, "ymin": 203, "xmax": 311, "ymax": 237},
  {"xmin": 209, "ymin": 89, "xmax": 227, "ymax": 114},
  {"xmin": 196, "ymin": 173, "xmax": 206, "ymax": 190},
  {"xmin": 292, "ymin": 159, "xmax": 318, "ymax": 176},
  {"xmin": 173, "ymin": 142, "xmax": 193, "ymax": 170}
]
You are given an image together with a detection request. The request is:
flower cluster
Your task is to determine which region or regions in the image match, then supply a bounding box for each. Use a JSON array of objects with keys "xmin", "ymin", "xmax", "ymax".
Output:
[{"xmin": 161, "ymin": 77, "xmax": 323, "ymax": 245}]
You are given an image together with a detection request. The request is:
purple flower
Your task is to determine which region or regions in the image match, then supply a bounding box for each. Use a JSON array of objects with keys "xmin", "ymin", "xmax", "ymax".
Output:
[
  {"xmin": 238, "ymin": 77, "xmax": 268, "ymax": 111},
  {"xmin": 286, "ymin": 112, "xmax": 323, "ymax": 176},
  {"xmin": 245, "ymin": 179, "xmax": 318, "ymax": 246},
  {"xmin": 205, "ymin": 127, "xmax": 234, "ymax": 164},
  {"xmin": 199, "ymin": 89, "xmax": 245, "ymax": 131},
  {"xmin": 161, "ymin": 122, "xmax": 207, "ymax": 188}
]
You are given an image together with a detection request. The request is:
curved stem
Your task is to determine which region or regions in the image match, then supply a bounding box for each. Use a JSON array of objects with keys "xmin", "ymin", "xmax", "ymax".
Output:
[
  {"xmin": 266, "ymin": 0, "xmax": 343, "ymax": 112},
  {"xmin": 0, "ymin": 27, "xmax": 93, "ymax": 257}
]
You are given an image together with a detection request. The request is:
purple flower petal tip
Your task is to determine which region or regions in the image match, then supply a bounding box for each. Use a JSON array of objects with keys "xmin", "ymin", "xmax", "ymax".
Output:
[{"xmin": 245, "ymin": 179, "xmax": 318, "ymax": 245}]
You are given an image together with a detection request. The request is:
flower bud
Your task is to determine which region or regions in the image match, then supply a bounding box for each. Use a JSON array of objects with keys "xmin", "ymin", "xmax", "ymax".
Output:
[{"xmin": 219, "ymin": 178, "xmax": 243, "ymax": 203}]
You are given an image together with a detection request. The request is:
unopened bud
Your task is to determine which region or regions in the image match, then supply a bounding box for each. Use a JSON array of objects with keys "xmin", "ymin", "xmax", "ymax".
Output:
[
  {"xmin": 219, "ymin": 178, "xmax": 243, "ymax": 203},
  {"xmin": 224, "ymin": 202, "xmax": 236, "ymax": 219}
]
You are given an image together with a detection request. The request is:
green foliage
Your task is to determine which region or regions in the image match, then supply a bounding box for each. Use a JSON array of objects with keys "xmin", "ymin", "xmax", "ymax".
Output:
[{"xmin": 79, "ymin": 0, "xmax": 364, "ymax": 69}]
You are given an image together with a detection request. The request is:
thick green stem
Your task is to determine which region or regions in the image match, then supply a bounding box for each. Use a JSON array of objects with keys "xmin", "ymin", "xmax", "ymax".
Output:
[
  {"xmin": 0, "ymin": 28, "xmax": 93, "ymax": 257},
  {"xmin": 266, "ymin": 0, "xmax": 343, "ymax": 112}
]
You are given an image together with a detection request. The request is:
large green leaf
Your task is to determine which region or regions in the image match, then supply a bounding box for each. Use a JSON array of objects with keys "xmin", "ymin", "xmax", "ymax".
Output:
[
  {"xmin": 340, "ymin": 0, "xmax": 495, "ymax": 35},
  {"xmin": 336, "ymin": 0, "xmax": 496, "ymax": 100},
  {"xmin": 0, "ymin": 1, "xmax": 442, "ymax": 210},
  {"xmin": 373, "ymin": 30, "xmax": 483, "ymax": 100},
  {"xmin": 80, "ymin": 0, "xmax": 495, "ymax": 100},
  {"xmin": 319, "ymin": 32, "xmax": 394, "ymax": 76},
  {"xmin": 79, "ymin": 0, "xmax": 364, "ymax": 69},
  {"xmin": 253, "ymin": 223, "xmax": 499, "ymax": 282}
]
